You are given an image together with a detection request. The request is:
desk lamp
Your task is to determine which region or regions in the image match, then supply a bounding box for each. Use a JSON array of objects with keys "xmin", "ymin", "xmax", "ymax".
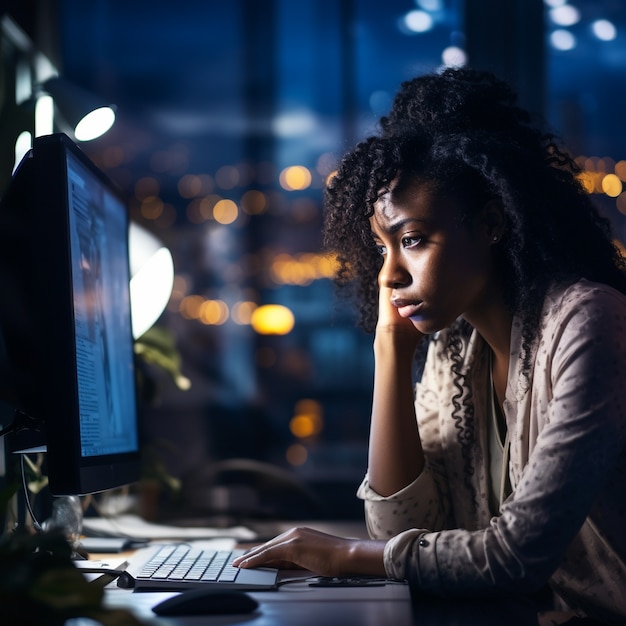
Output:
[{"xmin": 39, "ymin": 76, "xmax": 116, "ymax": 142}]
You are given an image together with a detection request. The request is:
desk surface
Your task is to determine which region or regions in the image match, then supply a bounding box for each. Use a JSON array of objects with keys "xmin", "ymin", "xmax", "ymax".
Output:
[
  {"xmin": 101, "ymin": 574, "xmax": 555, "ymax": 626},
  {"xmin": 104, "ymin": 577, "xmax": 414, "ymax": 625}
]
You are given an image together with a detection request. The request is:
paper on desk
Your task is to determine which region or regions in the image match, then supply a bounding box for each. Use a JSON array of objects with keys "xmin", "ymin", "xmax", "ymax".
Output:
[
  {"xmin": 82, "ymin": 513, "xmax": 257, "ymax": 541},
  {"xmin": 75, "ymin": 557, "xmax": 128, "ymax": 570}
]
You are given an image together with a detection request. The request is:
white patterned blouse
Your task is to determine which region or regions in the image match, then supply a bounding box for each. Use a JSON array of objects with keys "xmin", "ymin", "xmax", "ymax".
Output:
[{"xmin": 357, "ymin": 279, "xmax": 626, "ymax": 624}]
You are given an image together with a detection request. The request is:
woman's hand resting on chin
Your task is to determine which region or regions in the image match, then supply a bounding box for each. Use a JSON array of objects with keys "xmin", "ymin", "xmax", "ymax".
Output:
[
  {"xmin": 232, "ymin": 527, "xmax": 387, "ymax": 577},
  {"xmin": 375, "ymin": 284, "xmax": 425, "ymax": 355}
]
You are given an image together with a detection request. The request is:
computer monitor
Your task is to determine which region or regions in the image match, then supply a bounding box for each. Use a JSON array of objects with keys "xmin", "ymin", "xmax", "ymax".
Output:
[{"xmin": 0, "ymin": 132, "xmax": 141, "ymax": 495}]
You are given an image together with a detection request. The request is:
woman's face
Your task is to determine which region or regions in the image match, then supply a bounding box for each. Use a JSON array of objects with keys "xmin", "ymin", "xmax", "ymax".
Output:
[{"xmin": 370, "ymin": 182, "xmax": 502, "ymax": 335}]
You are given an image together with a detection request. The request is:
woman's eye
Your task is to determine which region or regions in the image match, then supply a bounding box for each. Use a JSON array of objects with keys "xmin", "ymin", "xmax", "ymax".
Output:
[
  {"xmin": 401, "ymin": 236, "xmax": 422, "ymax": 248},
  {"xmin": 375, "ymin": 244, "xmax": 387, "ymax": 256}
]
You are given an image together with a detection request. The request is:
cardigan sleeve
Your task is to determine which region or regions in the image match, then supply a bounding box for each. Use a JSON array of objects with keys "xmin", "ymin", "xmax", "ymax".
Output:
[{"xmin": 356, "ymin": 467, "xmax": 444, "ymax": 540}]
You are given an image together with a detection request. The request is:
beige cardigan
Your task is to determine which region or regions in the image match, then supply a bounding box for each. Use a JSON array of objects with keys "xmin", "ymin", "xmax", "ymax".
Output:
[{"xmin": 358, "ymin": 279, "xmax": 626, "ymax": 624}]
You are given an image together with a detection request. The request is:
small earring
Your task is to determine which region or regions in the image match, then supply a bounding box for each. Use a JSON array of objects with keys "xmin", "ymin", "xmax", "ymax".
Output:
[{"xmin": 492, "ymin": 235, "xmax": 499, "ymax": 242}]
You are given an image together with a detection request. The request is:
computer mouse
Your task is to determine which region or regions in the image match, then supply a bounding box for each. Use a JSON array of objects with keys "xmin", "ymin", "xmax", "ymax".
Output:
[{"xmin": 152, "ymin": 588, "xmax": 259, "ymax": 616}]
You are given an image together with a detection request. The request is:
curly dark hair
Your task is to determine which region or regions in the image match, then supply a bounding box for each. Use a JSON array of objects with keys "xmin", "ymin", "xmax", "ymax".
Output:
[{"xmin": 323, "ymin": 67, "xmax": 626, "ymax": 362}]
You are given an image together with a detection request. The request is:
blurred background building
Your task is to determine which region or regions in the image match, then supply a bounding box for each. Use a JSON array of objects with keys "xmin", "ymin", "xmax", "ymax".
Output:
[{"xmin": 2, "ymin": 0, "xmax": 625, "ymax": 521}]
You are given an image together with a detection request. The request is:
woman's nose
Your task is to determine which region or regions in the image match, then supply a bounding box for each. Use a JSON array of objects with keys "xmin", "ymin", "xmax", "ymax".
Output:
[{"xmin": 378, "ymin": 252, "xmax": 410, "ymax": 289}]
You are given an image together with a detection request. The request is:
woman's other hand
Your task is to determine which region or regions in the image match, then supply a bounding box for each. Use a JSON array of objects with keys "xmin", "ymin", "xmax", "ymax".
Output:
[{"xmin": 232, "ymin": 527, "xmax": 386, "ymax": 577}]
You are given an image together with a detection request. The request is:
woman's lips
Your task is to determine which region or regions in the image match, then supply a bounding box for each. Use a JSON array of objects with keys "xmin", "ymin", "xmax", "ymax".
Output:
[{"xmin": 393, "ymin": 299, "xmax": 423, "ymax": 319}]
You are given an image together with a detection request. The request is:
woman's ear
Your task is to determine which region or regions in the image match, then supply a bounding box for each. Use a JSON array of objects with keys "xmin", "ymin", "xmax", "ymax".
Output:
[{"xmin": 480, "ymin": 199, "xmax": 505, "ymax": 244}]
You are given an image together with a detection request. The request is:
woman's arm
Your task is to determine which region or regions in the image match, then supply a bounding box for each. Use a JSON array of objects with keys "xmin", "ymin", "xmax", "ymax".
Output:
[{"xmin": 367, "ymin": 285, "xmax": 426, "ymax": 496}]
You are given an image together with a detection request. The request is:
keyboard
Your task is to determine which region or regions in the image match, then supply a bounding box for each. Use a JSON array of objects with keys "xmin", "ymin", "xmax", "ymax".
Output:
[{"xmin": 117, "ymin": 543, "xmax": 279, "ymax": 591}]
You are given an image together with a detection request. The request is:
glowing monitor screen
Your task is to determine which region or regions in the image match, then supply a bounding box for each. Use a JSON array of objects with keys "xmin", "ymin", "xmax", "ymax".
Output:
[{"xmin": 66, "ymin": 150, "xmax": 138, "ymax": 459}]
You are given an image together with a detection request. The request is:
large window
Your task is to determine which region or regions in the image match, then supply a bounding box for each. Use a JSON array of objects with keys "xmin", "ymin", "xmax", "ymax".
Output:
[{"xmin": 545, "ymin": 0, "xmax": 626, "ymax": 244}]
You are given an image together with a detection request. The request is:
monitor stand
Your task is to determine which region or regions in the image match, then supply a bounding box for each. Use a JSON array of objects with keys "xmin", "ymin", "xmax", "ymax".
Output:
[{"xmin": 1, "ymin": 410, "xmax": 84, "ymax": 559}]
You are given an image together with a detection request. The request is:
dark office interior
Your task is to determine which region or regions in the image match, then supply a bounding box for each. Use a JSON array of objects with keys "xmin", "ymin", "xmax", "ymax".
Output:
[{"xmin": 2, "ymin": 0, "xmax": 626, "ymax": 526}]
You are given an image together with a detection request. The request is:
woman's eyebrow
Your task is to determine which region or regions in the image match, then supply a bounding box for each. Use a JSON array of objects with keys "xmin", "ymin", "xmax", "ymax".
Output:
[{"xmin": 374, "ymin": 217, "xmax": 426, "ymax": 235}]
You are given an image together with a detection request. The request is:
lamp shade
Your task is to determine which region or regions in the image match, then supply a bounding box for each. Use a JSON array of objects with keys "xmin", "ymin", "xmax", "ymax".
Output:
[
  {"xmin": 41, "ymin": 76, "xmax": 116, "ymax": 141},
  {"xmin": 129, "ymin": 222, "xmax": 175, "ymax": 339}
]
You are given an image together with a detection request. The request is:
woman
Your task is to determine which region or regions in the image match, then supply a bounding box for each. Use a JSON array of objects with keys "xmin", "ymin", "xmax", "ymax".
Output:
[{"xmin": 234, "ymin": 68, "xmax": 626, "ymax": 623}]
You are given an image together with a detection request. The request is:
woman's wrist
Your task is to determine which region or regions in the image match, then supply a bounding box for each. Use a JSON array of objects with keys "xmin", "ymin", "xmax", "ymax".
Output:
[
  {"xmin": 343, "ymin": 539, "xmax": 388, "ymax": 577},
  {"xmin": 373, "ymin": 326, "xmax": 421, "ymax": 362}
]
